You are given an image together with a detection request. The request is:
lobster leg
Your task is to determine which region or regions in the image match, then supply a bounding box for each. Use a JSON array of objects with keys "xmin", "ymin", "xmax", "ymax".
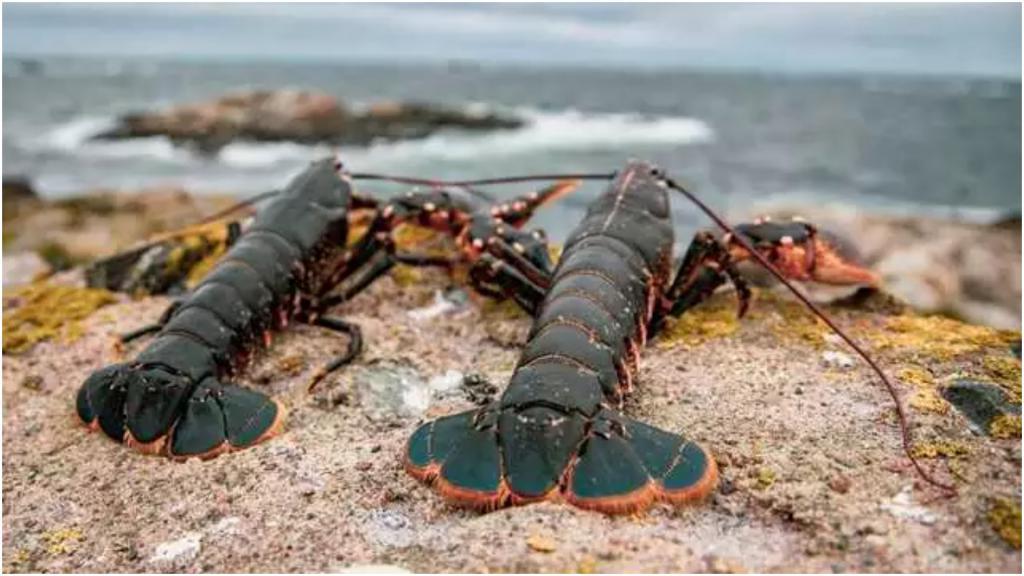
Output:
[
  {"xmin": 651, "ymin": 231, "xmax": 751, "ymax": 334},
  {"xmin": 469, "ymin": 253, "xmax": 547, "ymax": 315},
  {"xmin": 307, "ymin": 316, "xmax": 363, "ymax": 391},
  {"xmin": 120, "ymin": 299, "xmax": 186, "ymax": 344}
]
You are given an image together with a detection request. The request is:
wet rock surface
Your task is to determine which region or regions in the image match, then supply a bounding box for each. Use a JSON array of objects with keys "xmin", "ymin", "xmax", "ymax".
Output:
[{"xmin": 92, "ymin": 90, "xmax": 523, "ymax": 155}]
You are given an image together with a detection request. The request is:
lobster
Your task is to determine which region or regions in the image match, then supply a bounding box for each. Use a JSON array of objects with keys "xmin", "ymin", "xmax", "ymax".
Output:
[
  {"xmin": 403, "ymin": 159, "xmax": 951, "ymax": 515},
  {"xmin": 76, "ymin": 158, "xmax": 579, "ymax": 458},
  {"xmin": 75, "ymin": 158, "xmax": 386, "ymax": 458}
]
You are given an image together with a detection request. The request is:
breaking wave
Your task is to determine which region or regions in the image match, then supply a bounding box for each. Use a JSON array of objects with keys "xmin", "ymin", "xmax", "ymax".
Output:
[{"xmin": 18, "ymin": 107, "xmax": 714, "ymax": 169}]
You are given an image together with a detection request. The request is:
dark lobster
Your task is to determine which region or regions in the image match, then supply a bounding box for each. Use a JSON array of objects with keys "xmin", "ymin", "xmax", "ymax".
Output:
[
  {"xmin": 75, "ymin": 158, "xmax": 382, "ymax": 458},
  {"xmin": 404, "ymin": 159, "xmax": 946, "ymax": 515}
]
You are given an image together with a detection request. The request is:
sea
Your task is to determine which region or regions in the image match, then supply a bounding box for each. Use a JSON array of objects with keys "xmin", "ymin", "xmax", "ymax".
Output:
[{"xmin": 3, "ymin": 57, "xmax": 1020, "ymax": 242}]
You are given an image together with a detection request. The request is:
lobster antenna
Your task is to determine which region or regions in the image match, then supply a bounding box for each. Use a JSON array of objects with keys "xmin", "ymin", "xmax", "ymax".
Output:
[
  {"xmin": 661, "ymin": 176, "xmax": 956, "ymax": 494},
  {"xmin": 193, "ymin": 189, "xmax": 280, "ymax": 226},
  {"xmin": 350, "ymin": 171, "xmax": 615, "ymax": 187}
]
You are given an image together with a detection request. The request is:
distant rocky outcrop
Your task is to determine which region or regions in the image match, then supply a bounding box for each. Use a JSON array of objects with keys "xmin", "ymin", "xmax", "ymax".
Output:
[{"xmin": 92, "ymin": 90, "xmax": 523, "ymax": 154}]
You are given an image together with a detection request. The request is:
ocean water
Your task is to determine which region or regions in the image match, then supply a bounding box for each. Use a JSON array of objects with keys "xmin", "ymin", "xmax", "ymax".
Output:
[{"xmin": 3, "ymin": 57, "xmax": 1020, "ymax": 241}]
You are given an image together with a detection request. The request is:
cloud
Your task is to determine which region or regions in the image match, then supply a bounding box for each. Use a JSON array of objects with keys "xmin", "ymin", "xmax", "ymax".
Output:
[{"xmin": 3, "ymin": 3, "xmax": 1020, "ymax": 77}]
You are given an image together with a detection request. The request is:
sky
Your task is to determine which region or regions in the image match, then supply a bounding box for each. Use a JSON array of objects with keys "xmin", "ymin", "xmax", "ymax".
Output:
[{"xmin": 3, "ymin": 3, "xmax": 1021, "ymax": 77}]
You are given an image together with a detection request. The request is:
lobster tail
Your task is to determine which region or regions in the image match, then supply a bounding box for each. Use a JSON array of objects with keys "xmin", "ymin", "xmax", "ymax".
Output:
[
  {"xmin": 404, "ymin": 405, "xmax": 716, "ymax": 515},
  {"xmin": 567, "ymin": 410, "xmax": 717, "ymax": 513},
  {"xmin": 169, "ymin": 378, "xmax": 284, "ymax": 459},
  {"xmin": 78, "ymin": 362, "xmax": 283, "ymax": 459},
  {"xmin": 406, "ymin": 409, "xmax": 508, "ymax": 510}
]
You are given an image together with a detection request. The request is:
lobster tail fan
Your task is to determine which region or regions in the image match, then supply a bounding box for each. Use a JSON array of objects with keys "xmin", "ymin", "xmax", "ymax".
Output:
[
  {"xmin": 406, "ymin": 409, "xmax": 507, "ymax": 510},
  {"xmin": 565, "ymin": 410, "xmax": 717, "ymax": 513},
  {"xmin": 77, "ymin": 363, "xmax": 129, "ymax": 440},
  {"xmin": 169, "ymin": 378, "xmax": 283, "ymax": 459}
]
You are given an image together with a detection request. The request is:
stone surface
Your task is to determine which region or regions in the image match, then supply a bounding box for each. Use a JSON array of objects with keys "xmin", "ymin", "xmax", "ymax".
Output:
[
  {"xmin": 2, "ymin": 193, "xmax": 1021, "ymax": 572},
  {"xmin": 3, "ymin": 261, "xmax": 1021, "ymax": 572}
]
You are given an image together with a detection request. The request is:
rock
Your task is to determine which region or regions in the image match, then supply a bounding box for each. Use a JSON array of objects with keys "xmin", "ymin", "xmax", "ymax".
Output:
[
  {"xmin": 880, "ymin": 485, "xmax": 938, "ymax": 525},
  {"xmin": 3, "ymin": 177, "xmax": 39, "ymax": 202},
  {"xmin": 820, "ymin": 350, "xmax": 855, "ymax": 369},
  {"xmin": 365, "ymin": 509, "xmax": 416, "ymax": 549},
  {"xmin": 526, "ymin": 534, "xmax": 557, "ymax": 553},
  {"xmin": 353, "ymin": 361, "xmax": 462, "ymax": 421},
  {"xmin": 3, "ymin": 253, "xmax": 51, "ymax": 286},
  {"xmin": 828, "ymin": 475, "xmax": 852, "ymax": 494},
  {"xmin": 942, "ymin": 379, "xmax": 1021, "ymax": 435},
  {"xmin": 149, "ymin": 532, "xmax": 201, "ymax": 565},
  {"xmin": 407, "ymin": 289, "xmax": 468, "ymax": 321},
  {"xmin": 94, "ymin": 90, "xmax": 523, "ymax": 154}
]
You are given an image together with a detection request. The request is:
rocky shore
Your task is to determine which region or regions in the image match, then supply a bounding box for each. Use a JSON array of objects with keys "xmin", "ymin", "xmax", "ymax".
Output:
[
  {"xmin": 2, "ymin": 186, "xmax": 1021, "ymax": 572},
  {"xmin": 92, "ymin": 90, "xmax": 523, "ymax": 155}
]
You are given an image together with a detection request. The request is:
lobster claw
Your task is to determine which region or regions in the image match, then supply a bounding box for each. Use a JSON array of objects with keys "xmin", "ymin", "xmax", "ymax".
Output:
[{"xmin": 728, "ymin": 218, "xmax": 880, "ymax": 288}]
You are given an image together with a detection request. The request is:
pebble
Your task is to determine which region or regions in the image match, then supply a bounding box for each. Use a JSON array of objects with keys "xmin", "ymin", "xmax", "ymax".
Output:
[
  {"xmin": 821, "ymin": 350, "xmax": 855, "ymax": 369},
  {"xmin": 407, "ymin": 289, "xmax": 467, "ymax": 321},
  {"xmin": 149, "ymin": 532, "xmax": 201, "ymax": 564},
  {"xmin": 365, "ymin": 509, "xmax": 416, "ymax": 549},
  {"xmin": 526, "ymin": 534, "xmax": 557, "ymax": 553},
  {"xmin": 828, "ymin": 475, "xmax": 852, "ymax": 494},
  {"xmin": 880, "ymin": 485, "xmax": 938, "ymax": 525},
  {"xmin": 3, "ymin": 252, "xmax": 50, "ymax": 286}
]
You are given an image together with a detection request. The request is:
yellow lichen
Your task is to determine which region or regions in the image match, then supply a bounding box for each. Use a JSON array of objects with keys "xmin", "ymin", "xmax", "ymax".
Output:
[
  {"xmin": 526, "ymin": 534, "xmax": 557, "ymax": 553},
  {"xmin": 869, "ymin": 314, "xmax": 1020, "ymax": 362},
  {"xmin": 576, "ymin": 556, "xmax": 599, "ymax": 574},
  {"xmin": 276, "ymin": 354, "xmax": 306, "ymax": 376},
  {"xmin": 755, "ymin": 467, "xmax": 776, "ymax": 489},
  {"xmin": 390, "ymin": 264, "xmax": 423, "ymax": 288},
  {"xmin": 3, "ymin": 282, "xmax": 116, "ymax": 354},
  {"xmin": 393, "ymin": 223, "xmax": 449, "ymax": 256},
  {"xmin": 7, "ymin": 548, "xmax": 32, "ymax": 571},
  {"xmin": 988, "ymin": 499, "xmax": 1022, "ymax": 549},
  {"xmin": 658, "ymin": 294, "xmax": 740, "ymax": 348},
  {"xmin": 982, "ymin": 356, "xmax": 1022, "ymax": 404},
  {"xmin": 909, "ymin": 389, "xmax": 950, "ymax": 414},
  {"xmin": 899, "ymin": 366, "xmax": 949, "ymax": 414},
  {"xmin": 482, "ymin": 297, "xmax": 528, "ymax": 321},
  {"xmin": 909, "ymin": 440, "xmax": 970, "ymax": 459},
  {"xmin": 990, "ymin": 414, "xmax": 1022, "ymax": 439},
  {"xmin": 898, "ymin": 366, "xmax": 934, "ymax": 388},
  {"xmin": 42, "ymin": 527, "xmax": 84, "ymax": 555}
]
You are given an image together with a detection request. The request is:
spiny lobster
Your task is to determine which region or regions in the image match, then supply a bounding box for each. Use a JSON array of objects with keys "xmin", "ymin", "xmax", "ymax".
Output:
[{"xmin": 400, "ymin": 160, "xmax": 953, "ymax": 514}]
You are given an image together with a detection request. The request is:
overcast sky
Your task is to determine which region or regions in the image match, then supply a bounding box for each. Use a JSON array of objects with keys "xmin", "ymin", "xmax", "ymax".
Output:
[{"xmin": 3, "ymin": 3, "xmax": 1021, "ymax": 77}]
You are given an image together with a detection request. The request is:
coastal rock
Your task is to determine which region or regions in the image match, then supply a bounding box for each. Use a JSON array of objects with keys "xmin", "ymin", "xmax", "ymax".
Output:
[
  {"xmin": 3, "ymin": 253, "xmax": 51, "ymax": 286},
  {"xmin": 2, "ymin": 188, "xmax": 1020, "ymax": 572},
  {"xmin": 93, "ymin": 90, "xmax": 523, "ymax": 154}
]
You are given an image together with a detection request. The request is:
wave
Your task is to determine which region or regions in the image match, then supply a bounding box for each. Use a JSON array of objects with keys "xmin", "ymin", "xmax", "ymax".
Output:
[
  {"xmin": 14, "ymin": 107, "xmax": 714, "ymax": 169},
  {"xmin": 338, "ymin": 108, "xmax": 714, "ymax": 165},
  {"xmin": 20, "ymin": 116, "xmax": 191, "ymax": 164}
]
